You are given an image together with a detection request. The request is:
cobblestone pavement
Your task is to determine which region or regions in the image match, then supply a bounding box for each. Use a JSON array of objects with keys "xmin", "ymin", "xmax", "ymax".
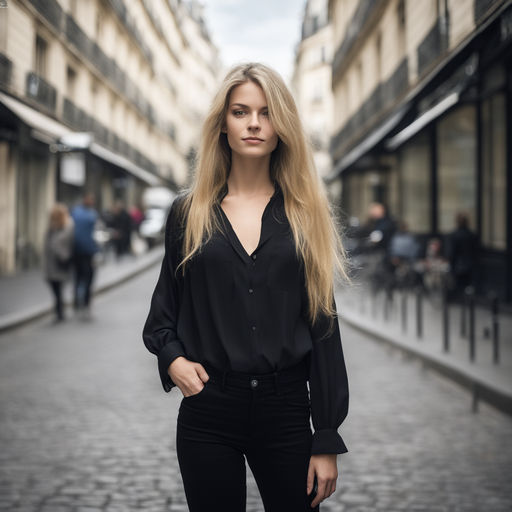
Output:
[{"xmin": 1, "ymin": 268, "xmax": 511, "ymax": 511}]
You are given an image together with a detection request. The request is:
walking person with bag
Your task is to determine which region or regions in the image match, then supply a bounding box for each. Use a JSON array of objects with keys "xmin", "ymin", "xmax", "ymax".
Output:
[
  {"xmin": 43, "ymin": 203, "xmax": 74, "ymax": 324},
  {"xmin": 143, "ymin": 63, "xmax": 350, "ymax": 511}
]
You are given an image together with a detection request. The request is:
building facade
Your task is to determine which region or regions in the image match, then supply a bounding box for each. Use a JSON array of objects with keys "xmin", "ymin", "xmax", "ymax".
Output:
[
  {"xmin": 328, "ymin": 0, "xmax": 511, "ymax": 301},
  {"xmin": 292, "ymin": 0, "xmax": 334, "ymax": 179},
  {"xmin": 0, "ymin": 0, "xmax": 220, "ymax": 274}
]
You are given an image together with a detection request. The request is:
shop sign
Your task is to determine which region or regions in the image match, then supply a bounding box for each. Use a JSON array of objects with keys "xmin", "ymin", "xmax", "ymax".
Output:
[{"xmin": 60, "ymin": 152, "xmax": 85, "ymax": 186}]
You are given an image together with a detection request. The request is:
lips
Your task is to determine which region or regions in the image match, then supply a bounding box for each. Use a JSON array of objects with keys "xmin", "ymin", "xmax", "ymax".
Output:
[{"xmin": 243, "ymin": 137, "xmax": 264, "ymax": 142}]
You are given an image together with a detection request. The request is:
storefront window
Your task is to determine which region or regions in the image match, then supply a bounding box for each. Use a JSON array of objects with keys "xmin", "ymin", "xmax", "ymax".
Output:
[
  {"xmin": 482, "ymin": 92, "xmax": 506, "ymax": 250},
  {"xmin": 398, "ymin": 131, "xmax": 431, "ymax": 233},
  {"xmin": 437, "ymin": 105, "xmax": 476, "ymax": 232}
]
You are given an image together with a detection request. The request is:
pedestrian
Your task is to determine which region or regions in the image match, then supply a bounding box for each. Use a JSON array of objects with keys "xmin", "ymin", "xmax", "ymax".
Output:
[
  {"xmin": 111, "ymin": 200, "xmax": 132, "ymax": 258},
  {"xmin": 43, "ymin": 203, "xmax": 74, "ymax": 323},
  {"xmin": 446, "ymin": 211, "xmax": 479, "ymax": 299},
  {"xmin": 143, "ymin": 63, "xmax": 350, "ymax": 511},
  {"xmin": 71, "ymin": 193, "xmax": 99, "ymax": 320}
]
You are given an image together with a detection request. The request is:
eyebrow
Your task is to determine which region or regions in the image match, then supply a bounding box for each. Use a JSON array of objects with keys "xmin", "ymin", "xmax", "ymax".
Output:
[{"xmin": 230, "ymin": 103, "xmax": 268, "ymax": 110}]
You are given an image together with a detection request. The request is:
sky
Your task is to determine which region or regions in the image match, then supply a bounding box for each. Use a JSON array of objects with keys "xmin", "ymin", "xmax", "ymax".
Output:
[{"xmin": 199, "ymin": 0, "xmax": 306, "ymax": 85}]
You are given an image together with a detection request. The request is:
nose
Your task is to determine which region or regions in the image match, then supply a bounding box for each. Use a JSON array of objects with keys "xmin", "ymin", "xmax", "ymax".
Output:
[{"xmin": 248, "ymin": 111, "xmax": 261, "ymax": 131}]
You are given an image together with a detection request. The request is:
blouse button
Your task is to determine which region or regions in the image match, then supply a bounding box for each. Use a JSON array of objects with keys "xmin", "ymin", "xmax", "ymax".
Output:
[
  {"xmin": 251, "ymin": 325, "xmax": 256, "ymax": 331},
  {"xmin": 251, "ymin": 254, "xmax": 257, "ymax": 260},
  {"xmin": 248, "ymin": 288, "xmax": 253, "ymax": 294}
]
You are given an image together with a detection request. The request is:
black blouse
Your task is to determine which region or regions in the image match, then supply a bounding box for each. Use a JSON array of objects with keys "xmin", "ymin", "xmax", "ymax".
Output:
[{"xmin": 142, "ymin": 183, "xmax": 349, "ymax": 454}]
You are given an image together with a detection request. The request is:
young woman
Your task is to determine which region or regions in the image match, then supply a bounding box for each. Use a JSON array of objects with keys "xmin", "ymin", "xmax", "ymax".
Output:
[
  {"xmin": 44, "ymin": 203, "xmax": 74, "ymax": 323},
  {"xmin": 143, "ymin": 63, "xmax": 350, "ymax": 511}
]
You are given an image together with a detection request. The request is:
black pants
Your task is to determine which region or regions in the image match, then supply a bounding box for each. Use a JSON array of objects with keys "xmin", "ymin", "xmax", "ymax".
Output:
[
  {"xmin": 73, "ymin": 254, "xmax": 94, "ymax": 308},
  {"xmin": 176, "ymin": 360, "xmax": 319, "ymax": 512},
  {"xmin": 47, "ymin": 280, "xmax": 64, "ymax": 320}
]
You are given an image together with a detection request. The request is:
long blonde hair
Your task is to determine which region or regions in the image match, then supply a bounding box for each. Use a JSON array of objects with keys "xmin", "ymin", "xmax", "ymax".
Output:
[{"xmin": 177, "ymin": 62, "xmax": 349, "ymax": 324}]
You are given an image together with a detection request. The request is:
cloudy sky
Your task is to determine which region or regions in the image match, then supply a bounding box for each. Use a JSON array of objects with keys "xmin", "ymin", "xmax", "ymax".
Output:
[{"xmin": 199, "ymin": 0, "xmax": 306, "ymax": 84}]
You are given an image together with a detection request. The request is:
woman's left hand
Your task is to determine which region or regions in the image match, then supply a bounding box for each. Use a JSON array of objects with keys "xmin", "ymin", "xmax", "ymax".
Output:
[{"xmin": 307, "ymin": 454, "xmax": 338, "ymax": 508}]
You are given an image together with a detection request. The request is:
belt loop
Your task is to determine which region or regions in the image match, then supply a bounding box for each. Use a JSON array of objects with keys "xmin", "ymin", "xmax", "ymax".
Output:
[
  {"xmin": 221, "ymin": 370, "xmax": 227, "ymax": 392},
  {"xmin": 273, "ymin": 371, "xmax": 280, "ymax": 395}
]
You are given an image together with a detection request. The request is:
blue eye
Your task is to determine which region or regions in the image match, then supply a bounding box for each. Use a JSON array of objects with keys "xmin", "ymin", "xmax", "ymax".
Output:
[
  {"xmin": 233, "ymin": 110, "xmax": 245, "ymax": 116},
  {"xmin": 262, "ymin": 111, "xmax": 269, "ymax": 117}
]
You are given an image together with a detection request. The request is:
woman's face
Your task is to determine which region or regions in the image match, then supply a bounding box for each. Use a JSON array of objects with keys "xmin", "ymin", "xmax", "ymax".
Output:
[{"xmin": 223, "ymin": 81, "xmax": 279, "ymax": 160}]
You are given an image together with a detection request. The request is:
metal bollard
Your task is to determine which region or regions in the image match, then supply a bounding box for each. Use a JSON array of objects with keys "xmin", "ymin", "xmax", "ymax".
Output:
[
  {"xmin": 460, "ymin": 294, "xmax": 467, "ymax": 338},
  {"xmin": 384, "ymin": 290, "xmax": 393, "ymax": 322},
  {"xmin": 415, "ymin": 288, "xmax": 423, "ymax": 339},
  {"xmin": 466, "ymin": 287, "xmax": 475, "ymax": 362},
  {"xmin": 491, "ymin": 293, "xmax": 500, "ymax": 365},
  {"xmin": 401, "ymin": 291, "xmax": 407, "ymax": 332},
  {"xmin": 442, "ymin": 286, "xmax": 450, "ymax": 353}
]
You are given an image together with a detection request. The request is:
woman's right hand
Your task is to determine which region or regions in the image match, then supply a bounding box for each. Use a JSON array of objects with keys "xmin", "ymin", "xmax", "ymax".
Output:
[{"xmin": 168, "ymin": 356, "xmax": 210, "ymax": 397}]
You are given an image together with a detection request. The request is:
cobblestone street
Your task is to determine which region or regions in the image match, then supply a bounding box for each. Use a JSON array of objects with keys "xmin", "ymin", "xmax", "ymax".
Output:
[{"xmin": 1, "ymin": 267, "xmax": 511, "ymax": 512}]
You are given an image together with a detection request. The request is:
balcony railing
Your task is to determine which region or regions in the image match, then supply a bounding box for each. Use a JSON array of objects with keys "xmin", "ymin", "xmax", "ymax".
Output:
[
  {"xmin": 417, "ymin": 17, "xmax": 450, "ymax": 78},
  {"xmin": 25, "ymin": 72, "xmax": 57, "ymax": 112},
  {"xmin": 330, "ymin": 58, "xmax": 408, "ymax": 159},
  {"xmin": 332, "ymin": 0, "xmax": 384, "ymax": 83}
]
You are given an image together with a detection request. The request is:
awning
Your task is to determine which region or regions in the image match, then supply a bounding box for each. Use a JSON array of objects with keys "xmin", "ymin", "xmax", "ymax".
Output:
[
  {"xmin": 385, "ymin": 91, "xmax": 459, "ymax": 150},
  {"xmin": 0, "ymin": 91, "xmax": 72, "ymax": 143},
  {"xmin": 326, "ymin": 102, "xmax": 410, "ymax": 181},
  {"xmin": 89, "ymin": 142, "xmax": 162, "ymax": 186}
]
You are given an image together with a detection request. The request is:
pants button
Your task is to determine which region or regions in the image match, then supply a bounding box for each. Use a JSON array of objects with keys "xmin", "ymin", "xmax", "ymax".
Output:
[{"xmin": 250, "ymin": 379, "xmax": 258, "ymax": 388}]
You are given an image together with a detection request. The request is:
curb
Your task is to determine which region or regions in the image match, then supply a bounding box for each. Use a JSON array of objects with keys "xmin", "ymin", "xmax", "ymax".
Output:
[
  {"xmin": 339, "ymin": 311, "xmax": 512, "ymax": 417},
  {"xmin": 0, "ymin": 248, "xmax": 164, "ymax": 334}
]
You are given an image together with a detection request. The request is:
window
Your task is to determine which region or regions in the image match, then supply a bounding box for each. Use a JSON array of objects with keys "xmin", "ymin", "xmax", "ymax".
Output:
[
  {"xmin": 90, "ymin": 79, "xmax": 99, "ymax": 111},
  {"xmin": 437, "ymin": 106, "xmax": 477, "ymax": 232},
  {"xmin": 35, "ymin": 35, "xmax": 47, "ymax": 77},
  {"xmin": 398, "ymin": 132, "xmax": 431, "ymax": 233},
  {"xmin": 481, "ymin": 66, "xmax": 506, "ymax": 250},
  {"xmin": 70, "ymin": 0, "xmax": 78, "ymax": 17},
  {"xmin": 375, "ymin": 32, "xmax": 382, "ymax": 82},
  {"xmin": 66, "ymin": 66, "xmax": 77, "ymax": 99},
  {"xmin": 397, "ymin": 0, "xmax": 406, "ymax": 55},
  {"xmin": 95, "ymin": 6, "xmax": 105, "ymax": 41}
]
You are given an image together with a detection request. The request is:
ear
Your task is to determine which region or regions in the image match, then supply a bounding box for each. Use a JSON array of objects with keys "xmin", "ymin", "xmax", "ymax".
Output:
[{"xmin": 221, "ymin": 124, "xmax": 227, "ymax": 134}]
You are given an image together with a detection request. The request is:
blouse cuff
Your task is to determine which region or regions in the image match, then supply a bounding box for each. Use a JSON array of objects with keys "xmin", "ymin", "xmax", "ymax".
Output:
[
  {"xmin": 157, "ymin": 341, "xmax": 186, "ymax": 392},
  {"xmin": 311, "ymin": 429, "xmax": 348, "ymax": 455}
]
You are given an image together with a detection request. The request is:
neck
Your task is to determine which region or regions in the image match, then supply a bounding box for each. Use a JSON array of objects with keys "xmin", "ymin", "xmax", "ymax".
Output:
[{"xmin": 227, "ymin": 154, "xmax": 274, "ymax": 197}]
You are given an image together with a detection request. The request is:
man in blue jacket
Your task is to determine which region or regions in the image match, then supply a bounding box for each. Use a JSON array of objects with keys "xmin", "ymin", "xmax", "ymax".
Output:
[{"xmin": 71, "ymin": 193, "xmax": 99, "ymax": 320}]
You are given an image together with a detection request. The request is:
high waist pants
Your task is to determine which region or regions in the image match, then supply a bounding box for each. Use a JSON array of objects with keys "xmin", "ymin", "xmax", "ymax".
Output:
[{"xmin": 176, "ymin": 360, "xmax": 320, "ymax": 512}]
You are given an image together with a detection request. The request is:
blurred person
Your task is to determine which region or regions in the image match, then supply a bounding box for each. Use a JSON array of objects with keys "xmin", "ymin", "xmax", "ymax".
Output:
[
  {"xmin": 143, "ymin": 63, "xmax": 350, "ymax": 511},
  {"xmin": 111, "ymin": 200, "xmax": 132, "ymax": 258},
  {"xmin": 365, "ymin": 202, "xmax": 397, "ymax": 252},
  {"xmin": 71, "ymin": 193, "xmax": 99, "ymax": 320},
  {"xmin": 389, "ymin": 221, "xmax": 420, "ymax": 264},
  {"xmin": 389, "ymin": 221, "xmax": 421, "ymax": 289},
  {"xmin": 446, "ymin": 212, "xmax": 479, "ymax": 298},
  {"xmin": 130, "ymin": 204, "xmax": 145, "ymax": 233},
  {"xmin": 43, "ymin": 203, "xmax": 74, "ymax": 323},
  {"xmin": 416, "ymin": 237, "xmax": 450, "ymax": 294}
]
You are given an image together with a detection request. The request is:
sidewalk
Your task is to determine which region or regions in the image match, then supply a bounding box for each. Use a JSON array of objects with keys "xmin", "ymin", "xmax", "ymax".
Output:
[
  {"xmin": 0, "ymin": 246, "xmax": 164, "ymax": 333},
  {"xmin": 336, "ymin": 284, "xmax": 512, "ymax": 416}
]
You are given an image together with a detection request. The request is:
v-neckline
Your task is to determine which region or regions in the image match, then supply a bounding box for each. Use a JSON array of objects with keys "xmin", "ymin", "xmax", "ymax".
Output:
[{"xmin": 218, "ymin": 187, "xmax": 277, "ymax": 260}]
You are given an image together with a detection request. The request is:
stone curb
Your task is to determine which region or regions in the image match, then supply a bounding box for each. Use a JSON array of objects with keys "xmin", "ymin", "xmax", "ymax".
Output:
[{"xmin": 339, "ymin": 311, "xmax": 512, "ymax": 417}]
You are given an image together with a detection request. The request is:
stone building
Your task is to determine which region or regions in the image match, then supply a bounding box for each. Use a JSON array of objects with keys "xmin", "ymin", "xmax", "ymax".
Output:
[
  {"xmin": 328, "ymin": 0, "xmax": 511, "ymax": 301},
  {"xmin": 0, "ymin": 0, "xmax": 220, "ymax": 274},
  {"xmin": 292, "ymin": 0, "xmax": 334, "ymax": 178}
]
